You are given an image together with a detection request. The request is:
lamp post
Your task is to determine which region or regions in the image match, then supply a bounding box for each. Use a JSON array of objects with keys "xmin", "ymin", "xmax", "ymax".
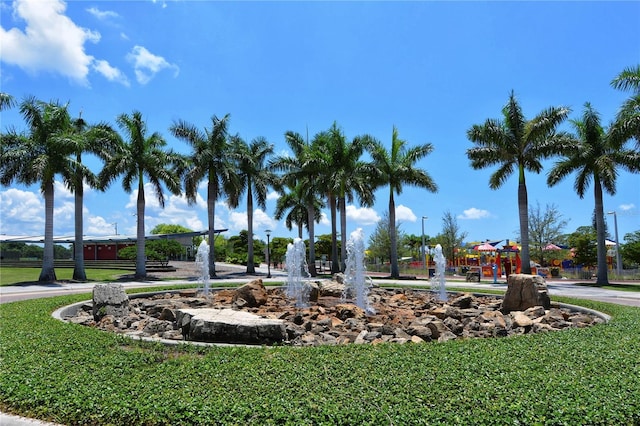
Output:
[
  {"xmin": 265, "ymin": 229, "xmax": 272, "ymax": 278},
  {"xmin": 607, "ymin": 211, "xmax": 622, "ymax": 277},
  {"xmin": 421, "ymin": 216, "xmax": 428, "ymax": 274},
  {"xmin": 113, "ymin": 222, "xmax": 118, "ymax": 235}
]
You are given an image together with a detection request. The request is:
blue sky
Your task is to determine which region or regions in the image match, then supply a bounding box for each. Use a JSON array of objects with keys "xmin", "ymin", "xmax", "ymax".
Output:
[{"xmin": 1, "ymin": 0, "xmax": 639, "ymax": 248}]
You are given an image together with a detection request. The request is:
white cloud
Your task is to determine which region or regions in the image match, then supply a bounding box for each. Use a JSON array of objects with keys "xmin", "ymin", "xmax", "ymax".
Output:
[
  {"xmin": 345, "ymin": 205, "xmax": 381, "ymax": 225},
  {"xmin": 0, "ymin": 0, "xmax": 100, "ymax": 86},
  {"xmin": 228, "ymin": 209, "xmax": 275, "ymax": 234},
  {"xmin": 93, "ymin": 59, "xmax": 130, "ymax": 86},
  {"xmin": 0, "ymin": 187, "xmax": 45, "ymax": 235},
  {"xmin": 267, "ymin": 191, "xmax": 279, "ymax": 201},
  {"xmin": 126, "ymin": 45, "xmax": 179, "ymax": 85},
  {"xmin": 86, "ymin": 7, "xmax": 119, "ymax": 21},
  {"xmin": 86, "ymin": 215, "xmax": 117, "ymax": 235},
  {"xmin": 619, "ymin": 203, "xmax": 635, "ymax": 211},
  {"xmin": 457, "ymin": 207, "xmax": 491, "ymax": 220},
  {"xmin": 395, "ymin": 205, "xmax": 416, "ymax": 223}
]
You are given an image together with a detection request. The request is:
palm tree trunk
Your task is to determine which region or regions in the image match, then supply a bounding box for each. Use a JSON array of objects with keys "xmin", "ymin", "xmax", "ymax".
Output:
[
  {"xmin": 307, "ymin": 203, "xmax": 317, "ymax": 277},
  {"xmin": 518, "ymin": 176, "xmax": 532, "ymax": 274},
  {"xmin": 73, "ymin": 175, "xmax": 87, "ymax": 281},
  {"xmin": 389, "ymin": 191, "xmax": 399, "ymax": 279},
  {"xmin": 246, "ymin": 184, "xmax": 255, "ymax": 274},
  {"xmin": 135, "ymin": 178, "xmax": 146, "ymax": 279},
  {"xmin": 39, "ymin": 180, "xmax": 57, "ymax": 282},
  {"xmin": 330, "ymin": 195, "xmax": 340, "ymax": 274},
  {"xmin": 339, "ymin": 196, "xmax": 347, "ymax": 271},
  {"xmin": 594, "ymin": 180, "xmax": 609, "ymax": 285}
]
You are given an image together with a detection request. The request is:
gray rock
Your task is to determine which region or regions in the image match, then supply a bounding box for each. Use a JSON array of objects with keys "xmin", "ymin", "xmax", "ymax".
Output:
[{"xmin": 92, "ymin": 284, "xmax": 129, "ymax": 321}]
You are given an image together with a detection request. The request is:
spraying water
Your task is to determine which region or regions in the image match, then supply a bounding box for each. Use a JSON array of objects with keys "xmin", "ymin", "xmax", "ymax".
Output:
[
  {"xmin": 431, "ymin": 244, "xmax": 447, "ymax": 301},
  {"xmin": 195, "ymin": 240, "xmax": 210, "ymax": 297},
  {"xmin": 343, "ymin": 228, "xmax": 375, "ymax": 314},
  {"xmin": 285, "ymin": 238, "xmax": 311, "ymax": 307}
]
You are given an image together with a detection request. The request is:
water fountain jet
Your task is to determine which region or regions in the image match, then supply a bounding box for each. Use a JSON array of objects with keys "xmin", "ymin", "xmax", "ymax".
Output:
[
  {"xmin": 431, "ymin": 244, "xmax": 447, "ymax": 301},
  {"xmin": 343, "ymin": 228, "xmax": 375, "ymax": 314},
  {"xmin": 195, "ymin": 240, "xmax": 210, "ymax": 297},
  {"xmin": 285, "ymin": 238, "xmax": 311, "ymax": 307}
]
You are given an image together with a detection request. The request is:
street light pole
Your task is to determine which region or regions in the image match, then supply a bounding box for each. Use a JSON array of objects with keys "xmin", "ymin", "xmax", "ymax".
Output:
[
  {"xmin": 421, "ymin": 216, "xmax": 428, "ymax": 274},
  {"xmin": 265, "ymin": 229, "xmax": 272, "ymax": 278},
  {"xmin": 607, "ymin": 211, "xmax": 622, "ymax": 277}
]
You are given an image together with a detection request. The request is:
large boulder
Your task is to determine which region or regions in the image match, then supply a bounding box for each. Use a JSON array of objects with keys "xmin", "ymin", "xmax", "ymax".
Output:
[
  {"xmin": 93, "ymin": 283, "xmax": 129, "ymax": 321},
  {"xmin": 233, "ymin": 279, "xmax": 268, "ymax": 307},
  {"xmin": 176, "ymin": 308, "xmax": 286, "ymax": 344},
  {"xmin": 501, "ymin": 274, "xmax": 551, "ymax": 313}
]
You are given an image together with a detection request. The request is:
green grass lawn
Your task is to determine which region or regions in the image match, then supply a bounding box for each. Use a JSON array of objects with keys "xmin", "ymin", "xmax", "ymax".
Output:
[
  {"xmin": 0, "ymin": 267, "xmax": 129, "ymax": 286},
  {"xmin": 0, "ymin": 286, "xmax": 639, "ymax": 425}
]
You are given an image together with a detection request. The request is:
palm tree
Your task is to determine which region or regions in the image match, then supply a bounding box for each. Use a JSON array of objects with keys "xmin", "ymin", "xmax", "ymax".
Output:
[
  {"xmin": 547, "ymin": 103, "xmax": 640, "ymax": 285},
  {"xmin": 169, "ymin": 114, "xmax": 235, "ymax": 278},
  {"xmin": 611, "ymin": 64, "xmax": 640, "ymax": 149},
  {"xmin": 0, "ymin": 92, "xmax": 15, "ymax": 110},
  {"xmin": 273, "ymin": 182, "xmax": 307, "ymax": 238},
  {"xmin": 326, "ymin": 122, "xmax": 376, "ymax": 271},
  {"xmin": 100, "ymin": 111, "xmax": 183, "ymax": 279},
  {"xmin": 63, "ymin": 115, "xmax": 119, "ymax": 281},
  {"xmin": 466, "ymin": 91, "xmax": 571, "ymax": 274},
  {"xmin": 0, "ymin": 97, "xmax": 75, "ymax": 281},
  {"xmin": 228, "ymin": 135, "xmax": 276, "ymax": 274},
  {"xmin": 271, "ymin": 130, "xmax": 326, "ymax": 277},
  {"xmin": 367, "ymin": 126, "xmax": 438, "ymax": 279}
]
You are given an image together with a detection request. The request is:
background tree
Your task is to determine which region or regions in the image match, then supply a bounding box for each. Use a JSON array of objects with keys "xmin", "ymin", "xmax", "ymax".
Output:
[
  {"xmin": 229, "ymin": 135, "xmax": 275, "ymax": 274},
  {"xmin": 170, "ymin": 114, "xmax": 236, "ymax": 278},
  {"xmin": 467, "ymin": 90, "xmax": 571, "ymax": 275},
  {"xmin": 568, "ymin": 226, "xmax": 598, "ymax": 268},
  {"xmin": 547, "ymin": 103, "xmax": 640, "ymax": 285},
  {"xmin": 270, "ymin": 236, "xmax": 293, "ymax": 269},
  {"xmin": 402, "ymin": 234, "xmax": 423, "ymax": 260},
  {"xmin": 620, "ymin": 231, "xmax": 640, "ymax": 269},
  {"xmin": 528, "ymin": 201, "xmax": 569, "ymax": 266},
  {"xmin": 0, "ymin": 97, "xmax": 76, "ymax": 281},
  {"xmin": 367, "ymin": 126, "xmax": 438, "ymax": 278},
  {"xmin": 367, "ymin": 212, "xmax": 404, "ymax": 266},
  {"xmin": 151, "ymin": 224, "xmax": 193, "ymax": 234},
  {"xmin": 100, "ymin": 111, "xmax": 183, "ymax": 279},
  {"xmin": 438, "ymin": 210, "xmax": 468, "ymax": 265}
]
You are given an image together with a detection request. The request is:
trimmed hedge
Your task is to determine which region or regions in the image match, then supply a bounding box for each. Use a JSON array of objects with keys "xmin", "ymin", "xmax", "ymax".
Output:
[{"xmin": 1, "ymin": 290, "xmax": 639, "ymax": 425}]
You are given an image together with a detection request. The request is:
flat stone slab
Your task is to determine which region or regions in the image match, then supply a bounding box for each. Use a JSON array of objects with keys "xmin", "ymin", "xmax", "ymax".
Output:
[{"xmin": 176, "ymin": 308, "xmax": 286, "ymax": 345}]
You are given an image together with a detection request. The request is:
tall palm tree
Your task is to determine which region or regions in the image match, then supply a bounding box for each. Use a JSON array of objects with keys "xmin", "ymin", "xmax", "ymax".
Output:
[
  {"xmin": 326, "ymin": 122, "xmax": 376, "ymax": 271},
  {"xmin": 65, "ymin": 115, "xmax": 118, "ymax": 281},
  {"xmin": 228, "ymin": 135, "xmax": 276, "ymax": 274},
  {"xmin": 0, "ymin": 97, "xmax": 75, "ymax": 281},
  {"xmin": 547, "ymin": 103, "xmax": 640, "ymax": 285},
  {"xmin": 611, "ymin": 64, "xmax": 640, "ymax": 149},
  {"xmin": 271, "ymin": 130, "xmax": 326, "ymax": 277},
  {"xmin": 169, "ymin": 114, "xmax": 235, "ymax": 278},
  {"xmin": 466, "ymin": 91, "xmax": 570, "ymax": 274},
  {"xmin": 367, "ymin": 126, "xmax": 438, "ymax": 279},
  {"xmin": 100, "ymin": 111, "xmax": 183, "ymax": 279}
]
